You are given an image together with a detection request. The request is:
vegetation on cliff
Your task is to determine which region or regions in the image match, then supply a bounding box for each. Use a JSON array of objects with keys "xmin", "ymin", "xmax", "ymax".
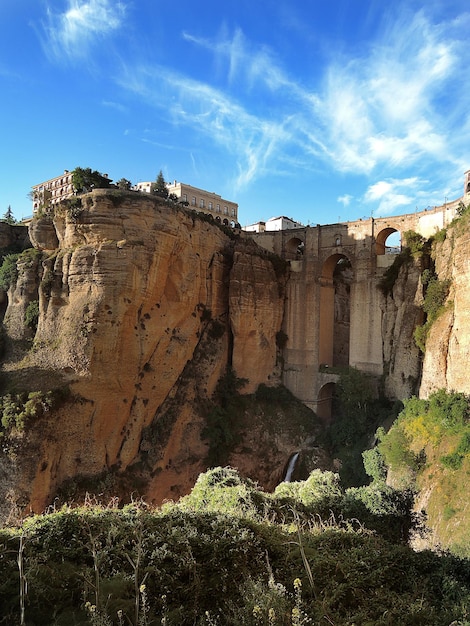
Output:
[
  {"xmin": 367, "ymin": 389, "xmax": 470, "ymax": 557},
  {"xmin": 377, "ymin": 229, "xmax": 452, "ymax": 354},
  {"xmin": 1, "ymin": 466, "xmax": 469, "ymax": 625}
]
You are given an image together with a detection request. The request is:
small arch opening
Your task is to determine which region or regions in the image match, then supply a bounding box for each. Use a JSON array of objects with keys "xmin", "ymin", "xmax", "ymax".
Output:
[
  {"xmin": 376, "ymin": 228, "xmax": 401, "ymax": 255},
  {"xmin": 285, "ymin": 237, "xmax": 304, "ymax": 260},
  {"xmin": 317, "ymin": 382, "xmax": 336, "ymax": 423}
]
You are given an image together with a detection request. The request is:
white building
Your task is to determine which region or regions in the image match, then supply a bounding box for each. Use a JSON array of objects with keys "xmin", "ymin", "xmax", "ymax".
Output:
[
  {"xmin": 32, "ymin": 170, "xmax": 74, "ymax": 213},
  {"xmin": 244, "ymin": 216, "xmax": 304, "ymax": 232},
  {"xmin": 133, "ymin": 180, "xmax": 238, "ymax": 223}
]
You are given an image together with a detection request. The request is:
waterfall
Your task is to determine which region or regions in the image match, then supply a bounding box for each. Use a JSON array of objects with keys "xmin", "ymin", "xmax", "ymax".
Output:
[{"xmin": 283, "ymin": 451, "xmax": 300, "ymax": 482}]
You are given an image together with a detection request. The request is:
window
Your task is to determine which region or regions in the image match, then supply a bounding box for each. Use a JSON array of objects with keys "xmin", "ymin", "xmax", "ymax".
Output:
[
  {"xmin": 216, "ymin": 204, "xmax": 220, "ymax": 212},
  {"xmin": 231, "ymin": 208, "xmax": 235, "ymax": 216},
  {"xmin": 191, "ymin": 197, "xmax": 196, "ymax": 206},
  {"xmin": 200, "ymin": 199, "xmax": 205, "ymax": 208},
  {"xmin": 183, "ymin": 194, "xmax": 187, "ymax": 202},
  {"xmin": 209, "ymin": 202, "xmax": 213, "ymax": 210},
  {"xmin": 224, "ymin": 206, "xmax": 228, "ymax": 215}
]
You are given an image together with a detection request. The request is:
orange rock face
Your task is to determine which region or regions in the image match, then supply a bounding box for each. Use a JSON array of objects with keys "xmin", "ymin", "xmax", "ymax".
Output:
[{"xmin": 1, "ymin": 191, "xmax": 289, "ymax": 515}]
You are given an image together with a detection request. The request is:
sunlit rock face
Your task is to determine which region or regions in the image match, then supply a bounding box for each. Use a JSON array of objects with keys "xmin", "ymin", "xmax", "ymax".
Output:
[
  {"xmin": 419, "ymin": 224, "xmax": 470, "ymax": 398},
  {"xmin": 0, "ymin": 191, "xmax": 288, "ymax": 516}
]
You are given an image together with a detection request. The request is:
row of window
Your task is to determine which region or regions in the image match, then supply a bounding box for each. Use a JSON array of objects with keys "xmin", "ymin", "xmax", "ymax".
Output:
[{"xmin": 182, "ymin": 194, "xmax": 236, "ymax": 216}]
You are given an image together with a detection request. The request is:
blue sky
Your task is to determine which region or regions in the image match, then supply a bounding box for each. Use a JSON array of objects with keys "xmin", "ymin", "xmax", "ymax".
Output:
[{"xmin": 1, "ymin": 0, "xmax": 469, "ymax": 226}]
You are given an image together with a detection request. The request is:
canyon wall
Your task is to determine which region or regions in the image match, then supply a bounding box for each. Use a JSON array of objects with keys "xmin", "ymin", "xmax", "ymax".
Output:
[
  {"xmin": 1, "ymin": 192, "xmax": 469, "ymax": 521},
  {"xmin": 419, "ymin": 221, "xmax": 470, "ymax": 397},
  {"xmin": 0, "ymin": 191, "xmax": 294, "ymax": 518}
]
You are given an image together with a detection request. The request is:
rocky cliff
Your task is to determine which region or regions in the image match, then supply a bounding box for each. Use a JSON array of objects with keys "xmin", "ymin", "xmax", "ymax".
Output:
[
  {"xmin": 420, "ymin": 219, "xmax": 470, "ymax": 397},
  {"xmin": 1, "ymin": 193, "xmax": 470, "ymax": 527},
  {"xmin": 0, "ymin": 191, "xmax": 310, "ymax": 519}
]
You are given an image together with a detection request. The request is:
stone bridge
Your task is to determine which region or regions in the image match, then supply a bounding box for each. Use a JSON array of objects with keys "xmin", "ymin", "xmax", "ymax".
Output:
[{"xmin": 248, "ymin": 194, "xmax": 466, "ymax": 419}]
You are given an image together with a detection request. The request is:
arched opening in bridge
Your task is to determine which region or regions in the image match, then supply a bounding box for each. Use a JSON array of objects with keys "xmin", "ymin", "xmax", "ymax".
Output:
[
  {"xmin": 285, "ymin": 236, "xmax": 304, "ymax": 260},
  {"xmin": 317, "ymin": 382, "xmax": 336, "ymax": 422},
  {"xmin": 375, "ymin": 228, "xmax": 401, "ymax": 255},
  {"xmin": 319, "ymin": 254, "xmax": 352, "ymax": 368}
]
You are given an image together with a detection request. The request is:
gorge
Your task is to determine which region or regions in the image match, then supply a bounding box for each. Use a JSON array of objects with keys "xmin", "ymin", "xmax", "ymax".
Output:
[{"xmin": 0, "ymin": 186, "xmax": 469, "ymax": 554}]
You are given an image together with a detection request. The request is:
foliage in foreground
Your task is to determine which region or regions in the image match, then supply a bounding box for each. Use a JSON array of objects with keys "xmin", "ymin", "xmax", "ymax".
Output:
[{"xmin": 1, "ymin": 467, "xmax": 469, "ymax": 625}]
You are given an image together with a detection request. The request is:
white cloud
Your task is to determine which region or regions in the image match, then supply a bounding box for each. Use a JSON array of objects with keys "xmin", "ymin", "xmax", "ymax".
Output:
[
  {"xmin": 117, "ymin": 8, "xmax": 470, "ymax": 201},
  {"xmin": 305, "ymin": 10, "xmax": 462, "ymax": 174},
  {"xmin": 338, "ymin": 194, "xmax": 353, "ymax": 207},
  {"xmin": 119, "ymin": 64, "xmax": 291, "ymax": 191},
  {"xmin": 364, "ymin": 176, "xmax": 423, "ymax": 216},
  {"xmin": 43, "ymin": 0, "xmax": 126, "ymax": 61}
]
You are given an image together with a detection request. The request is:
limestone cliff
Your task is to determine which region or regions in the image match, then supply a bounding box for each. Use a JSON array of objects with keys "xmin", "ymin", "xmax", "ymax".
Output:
[
  {"xmin": 419, "ymin": 222, "xmax": 470, "ymax": 397},
  {"xmin": 379, "ymin": 256, "xmax": 423, "ymax": 400},
  {"xmin": 0, "ymin": 191, "xmax": 297, "ymax": 518}
]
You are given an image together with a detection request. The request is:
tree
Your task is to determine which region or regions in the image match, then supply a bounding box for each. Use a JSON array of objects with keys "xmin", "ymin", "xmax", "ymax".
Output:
[
  {"xmin": 151, "ymin": 170, "xmax": 168, "ymax": 198},
  {"xmin": 71, "ymin": 167, "xmax": 111, "ymax": 194},
  {"xmin": 116, "ymin": 178, "xmax": 132, "ymax": 190},
  {"xmin": 2, "ymin": 206, "xmax": 16, "ymax": 225}
]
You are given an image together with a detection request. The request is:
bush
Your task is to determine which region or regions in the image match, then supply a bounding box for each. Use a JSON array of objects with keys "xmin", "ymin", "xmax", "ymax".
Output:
[
  {"xmin": 0, "ymin": 389, "xmax": 67, "ymax": 432},
  {"xmin": 0, "ymin": 253, "xmax": 19, "ymax": 290},
  {"xmin": 362, "ymin": 446, "xmax": 387, "ymax": 482},
  {"xmin": 403, "ymin": 230, "xmax": 429, "ymax": 256},
  {"xmin": 274, "ymin": 469, "xmax": 343, "ymax": 511},
  {"xmin": 378, "ymin": 422, "xmax": 418, "ymax": 473},
  {"xmin": 25, "ymin": 299, "xmax": 40, "ymax": 330},
  {"xmin": 414, "ymin": 277, "xmax": 451, "ymax": 352},
  {"xmin": 173, "ymin": 467, "xmax": 266, "ymax": 520},
  {"xmin": 423, "ymin": 277, "xmax": 451, "ymax": 319},
  {"xmin": 378, "ymin": 248, "xmax": 411, "ymax": 296}
]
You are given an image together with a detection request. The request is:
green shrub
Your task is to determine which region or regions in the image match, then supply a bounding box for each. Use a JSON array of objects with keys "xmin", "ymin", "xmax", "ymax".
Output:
[
  {"xmin": 362, "ymin": 446, "xmax": 387, "ymax": 482},
  {"xmin": 441, "ymin": 451, "xmax": 464, "ymax": 470},
  {"xmin": 378, "ymin": 248, "xmax": 412, "ymax": 296},
  {"xmin": 378, "ymin": 423, "xmax": 418, "ymax": 472},
  {"xmin": 414, "ymin": 277, "xmax": 451, "ymax": 352},
  {"xmin": 432, "ymin": 228, "xmax": 447, "ymax": 243},
  {"xmin": 173, "ymin": 467, "xmax": 266, "ymax": 520},
  {"xmin": 25, "ymin": 299, "xmax": 40, "ymax": 330},
  {"xmin": 62, "ymin": 196, "xmax": 83, "ymax": 221},
  {"xmin": 423, "ymin": 277, "xmax": 451, "ymax": 319},
  {"xmin": 1, "ymin": 479, "xmax": 469, "ymax": 624},
  {"xmin": 274, "ymin": 469, "xmax": 343, "ymax": 511},
  {"xmin": 0, "ymin": 253, "xmax": 19, "ymax": 290},
  {"xmin": 403, "ymin": 230, "xmax": 429, "ymax": 256},
  {"xmin": 0, "ymin": 389, "xmax": 67, "ymax": 432}
]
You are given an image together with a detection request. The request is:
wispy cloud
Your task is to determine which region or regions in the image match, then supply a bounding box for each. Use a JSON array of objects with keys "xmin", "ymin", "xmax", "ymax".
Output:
[
  {"xmin": 42, "ymin": 0, "xmax": 126, "ymax": 61},
  {"xmin": 119, "ymin": 8, "xmax": 470, "ymax": 207},
  {"xmin": 364, "ymin": 177, "xmax": 422, "ymax": 215},
  {"xmin": 119, "ymin": 64, "xmax": 291, "ymax": 190},
  {"xmin": 312, "ymin": 11, "xmax": 459, "ymax": 174},
  {"xmin": 182, "ymin": 26, "xmax": 295, "ymax": 93},
  {"xmin": 101, "ymin": 100, "xmax": 128, "ymax": 114}
]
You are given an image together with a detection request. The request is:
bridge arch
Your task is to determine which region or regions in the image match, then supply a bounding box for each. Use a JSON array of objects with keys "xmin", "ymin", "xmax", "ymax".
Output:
[
  {"xmin": 285, "ymin": 236, "xmax": 304, "ymax": 260},
  {"xmin": 375, "ymin": 227, "xmax": 401, "ymax": 255},
  {"xmin": 319, "ymin": 254, "xmax": 352, "ymax": 367},
  {"xmin": 316, "ymin": 382, "xmax": 335, "ymax": 422}
]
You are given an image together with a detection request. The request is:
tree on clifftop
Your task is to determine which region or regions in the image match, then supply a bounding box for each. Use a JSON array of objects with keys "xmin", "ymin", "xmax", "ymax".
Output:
[
  {"xmin": 72, "ymin": 167, "xmax": 111, "ymax": 194},
  {"xmin": 2, "ymin": 206, "xmax": 16, "ymax": 224},
  {"xmin": 117, "ymin": 178, "xmax": 132, "ymax": 190},
  {"xmin": 151, "ymin": 170, "xmax": 168, "ymax": 198}
]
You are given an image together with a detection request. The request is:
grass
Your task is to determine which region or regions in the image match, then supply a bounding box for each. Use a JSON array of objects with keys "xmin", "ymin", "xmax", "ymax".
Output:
[{"xmin": 0, "ymin": 469, "xmax": 469, "ymax": 625}]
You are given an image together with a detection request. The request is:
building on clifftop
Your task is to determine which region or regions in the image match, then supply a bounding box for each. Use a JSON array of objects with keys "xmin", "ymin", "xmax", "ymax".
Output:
[{"xmin": 134, "ymin": 180, "xmax": 239, "ymax": 224}]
